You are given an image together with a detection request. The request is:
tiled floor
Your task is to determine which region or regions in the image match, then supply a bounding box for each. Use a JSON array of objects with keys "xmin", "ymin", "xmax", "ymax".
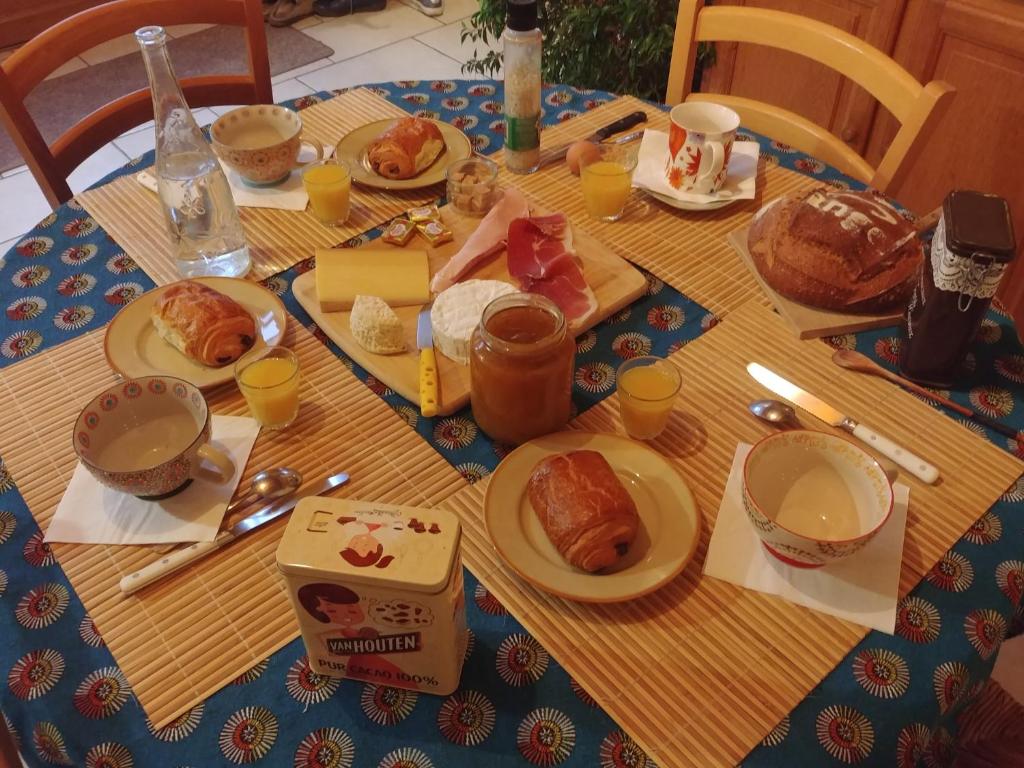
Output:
[{"xmin": 0, "ymin": 0, "xmax": 490, "ymax": 256}]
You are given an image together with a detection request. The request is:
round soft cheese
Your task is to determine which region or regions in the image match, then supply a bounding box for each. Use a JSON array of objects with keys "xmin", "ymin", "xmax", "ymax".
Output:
[{"xmin": 431, "ymin": 279, "xmax": 517, "ymax": 364}]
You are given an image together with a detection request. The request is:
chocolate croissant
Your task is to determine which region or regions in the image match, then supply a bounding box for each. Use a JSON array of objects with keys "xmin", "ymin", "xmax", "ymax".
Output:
[
  {"xmin": 527, "ymin": 450, "xmax": 640, "ymax": 572},
  {"xmin": 151, "ymin": 280, "xmax": 256, "ymax": 367},
  {"xmin": 366, "ymin": 117, "xmax": 445, "ymax": 180}
]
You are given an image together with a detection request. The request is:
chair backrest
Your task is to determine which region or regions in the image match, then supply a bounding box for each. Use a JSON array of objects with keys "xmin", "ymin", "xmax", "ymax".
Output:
[
  {"xmin": 666, "ymin": 1, "xmax": 955, "ymax": 194},
  {"xmin": 0, "ymin": 0, "xmax": 272, "ymax": 207}
]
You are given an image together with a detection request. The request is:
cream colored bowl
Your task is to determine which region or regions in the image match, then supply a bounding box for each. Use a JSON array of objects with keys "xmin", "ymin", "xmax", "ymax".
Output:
[
  {"xmin": 73, "ymin": 376, "xmax": 233, "ymax": 499},
  {"xmin": 742, "ymin": 430, "xmax": 894, "ymax": 568},
  {"xmin": 211, "ymin": 104, "xmax": 322, "ymax": 185}
]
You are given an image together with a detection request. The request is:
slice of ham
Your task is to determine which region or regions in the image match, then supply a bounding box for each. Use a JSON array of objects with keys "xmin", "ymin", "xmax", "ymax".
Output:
[
  {"xmin": 507, "ymin": 213, "xmax": 599, "ymax": 328},
  {"xmin": 430, "ymin": 187, "xmax": 530, "ymax": 293}
]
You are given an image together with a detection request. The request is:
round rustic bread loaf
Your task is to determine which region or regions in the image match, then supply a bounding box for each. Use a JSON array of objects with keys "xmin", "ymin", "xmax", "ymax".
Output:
[{"xmin": 747, "ymin": 187, "xmax": 922, "ymax": 313}]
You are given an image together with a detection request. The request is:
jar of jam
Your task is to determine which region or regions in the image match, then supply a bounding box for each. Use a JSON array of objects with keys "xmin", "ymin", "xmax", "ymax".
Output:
[
  {"xmin": 470, "ymin": 292, "xmax": 575, "ymax": 445},
  {"xmin": 900, "ymin": 190, "xmax": 1015, "ymax": 387}
]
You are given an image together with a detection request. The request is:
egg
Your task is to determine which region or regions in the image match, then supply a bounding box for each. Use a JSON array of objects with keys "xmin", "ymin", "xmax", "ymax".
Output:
[{"xmin": 566, "ymin": 140, "xmax": 601, "ymax": 175}]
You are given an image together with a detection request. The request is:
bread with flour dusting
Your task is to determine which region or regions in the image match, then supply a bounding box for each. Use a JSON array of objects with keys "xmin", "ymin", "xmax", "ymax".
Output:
[{"xmin": 747, "ymin": 187, "xmax": 922, "ymax": 313}]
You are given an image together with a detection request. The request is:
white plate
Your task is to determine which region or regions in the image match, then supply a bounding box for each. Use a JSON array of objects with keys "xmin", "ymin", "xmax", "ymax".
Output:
[
  {"xmin": 639, "ymin": 185, "xmax": 736, "ymax": 211},
  {"xmin": 103, "ymin": 277, "xmax": 288, "ymax": 390},
  {"xmin": 484, "ymin": 431, "xmax": 701, "ymax": 603}
]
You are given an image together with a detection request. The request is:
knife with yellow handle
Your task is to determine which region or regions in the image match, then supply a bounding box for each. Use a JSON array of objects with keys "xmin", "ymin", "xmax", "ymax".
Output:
[{"xmin": 417, "ymin": 307, "xmax": 439, "ymax": 417}]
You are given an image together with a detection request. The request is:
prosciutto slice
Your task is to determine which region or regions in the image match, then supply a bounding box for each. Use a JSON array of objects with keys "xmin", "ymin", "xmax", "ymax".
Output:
[
  {"xmin": 506, "ymin": 213, "xmax": 599, "ymax": 327},
  {"xmin": 430, "ymin": 187, "xmax": 530, "ymax": 293}
]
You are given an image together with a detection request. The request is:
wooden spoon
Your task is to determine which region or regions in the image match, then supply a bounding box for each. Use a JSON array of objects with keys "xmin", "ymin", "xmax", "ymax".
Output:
[{"xmin": 831, "ymin": 349, "xmax": 1018, "ymax": 439}]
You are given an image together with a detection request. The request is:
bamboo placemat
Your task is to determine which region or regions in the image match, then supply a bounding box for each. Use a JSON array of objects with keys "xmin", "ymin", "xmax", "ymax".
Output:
[
  {"xmin": 76, "ymin": 89, "xmax": 442, "ymax": 285},
  {"xmin": 0, "ymin": 322, "xmax": 466, "ymax": 728},
  {"xmin": 437, "ymin": 300, "xmax": 1023, "ymax": 768},
  {"xmin": 498, "ymin": 95, "xmax": 821, "ymax": 316}
]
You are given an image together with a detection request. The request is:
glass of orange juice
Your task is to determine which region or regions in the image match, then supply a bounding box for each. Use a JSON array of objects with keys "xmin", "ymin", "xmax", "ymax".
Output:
[
  {"xmin": 579, "ymin": 143, "xmax": 638, "ymax": 222},
  {"xmin": 302, "ymin": 158, "xmax": 351, "ymax": 226},
  {"xmin": 235, "ymin": 346, "xmax": 301, "ymax": 429},
  {"xmin": 616, "ymin": 356, "xmax": 681, "ymax": 440}
]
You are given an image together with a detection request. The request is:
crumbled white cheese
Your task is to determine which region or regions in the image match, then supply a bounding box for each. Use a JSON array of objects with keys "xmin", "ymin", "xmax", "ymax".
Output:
[{"xmin": 349, "ymin": 295, "xmax": 406, "ymax": 355}]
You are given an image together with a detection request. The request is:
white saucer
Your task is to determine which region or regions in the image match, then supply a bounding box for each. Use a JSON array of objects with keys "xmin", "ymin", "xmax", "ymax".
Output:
[{"xmin": 639, "ymin": 186, "xmax": 737, "ymax": 212}]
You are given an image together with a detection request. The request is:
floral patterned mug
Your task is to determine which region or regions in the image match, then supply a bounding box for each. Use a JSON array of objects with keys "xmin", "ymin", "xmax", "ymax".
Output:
[
  {"xmin": 73, "ymin": 376, "xmax": 234, "ymax": 499},
  {"xmin": 665, "ymin": 102, "xmax": 739, "ymax": 194}
]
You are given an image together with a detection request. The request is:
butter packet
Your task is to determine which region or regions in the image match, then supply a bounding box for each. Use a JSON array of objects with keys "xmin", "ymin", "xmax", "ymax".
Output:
[
  {"xmin": 407, "ymin": 204, "xmax": 441, "ymax": 223},
  {"xmin": 382, "ymin": 218, "xmax": 416, "ymax": 246},
  {"xmin": 416, "ymin": 220, "xmax": 454, "ymax": 247}
]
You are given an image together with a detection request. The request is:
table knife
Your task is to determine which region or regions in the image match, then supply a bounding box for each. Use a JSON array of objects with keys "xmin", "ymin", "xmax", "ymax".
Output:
[
  {"xmin": 539, "ymin": 110, "xmax": 648, "ymax": 169},
  {"xmin": 747, "ymin": 363, "xmax": 939, "ymax": 484},
  {"xmin": 417, "ymin": 307, "xmax": 439, "ymax": 418},
  {"xmin": 119, "ymin": 472, "xmax": 350, "ymax": 595}
]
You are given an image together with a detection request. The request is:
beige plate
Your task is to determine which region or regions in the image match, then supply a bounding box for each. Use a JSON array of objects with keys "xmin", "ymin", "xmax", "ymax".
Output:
[
  {"xmin": 103, "ymin": 277, "xmax": 288, "ymax": 390},
  {"xmin": 484, "ymin": 431, "xmax": 700, "ymax": 603},
  {"xmin": 336, "ymin": 118, "xmax": 473, "ymax": 190}
]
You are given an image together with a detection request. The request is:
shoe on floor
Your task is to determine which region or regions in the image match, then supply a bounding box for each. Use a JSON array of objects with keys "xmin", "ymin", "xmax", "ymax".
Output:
[
  {"xmin": 313, "ymin": 0, "xmax": 387, "ymax": 16},
  {"xmin": 263, "ymin": 0, "xmax": 278, "ymax": 21},
  {"xmin": 399, "ymin": 0, "xmax": 443, "ymax": 16},
  {"xmin": 268, "ymin": 0, "xmax": 316, "ymax": 26}
]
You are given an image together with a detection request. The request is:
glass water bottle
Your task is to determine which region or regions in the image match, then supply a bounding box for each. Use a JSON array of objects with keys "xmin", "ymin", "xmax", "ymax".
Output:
[{"xmin": 136, "ymin": 26, "xmax": 250, "ymax": 278}]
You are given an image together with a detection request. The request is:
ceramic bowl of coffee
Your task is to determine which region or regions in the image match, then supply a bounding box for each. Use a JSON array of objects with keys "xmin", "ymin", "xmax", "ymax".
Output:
[
  {"xmin": 211, "ymin": 104, "xmax": 323, "ymax": 185},
  {"xmin": 742, "ymin": 430, "xmax": 893, "ymax": 568},
  {"xmin": 72, "ymin": 376, "xmax": 233, "ymax": 499}
]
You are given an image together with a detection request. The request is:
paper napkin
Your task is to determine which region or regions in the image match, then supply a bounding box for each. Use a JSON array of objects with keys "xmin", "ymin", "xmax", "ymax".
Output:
[
  {"xmin": 703, "ymin": 443, "xmax": 910, "ymax": 634},
  {"xmin": 46, "ymin": 416, "xmax": 260, "ymax": 546},
  {"xmin": 633, "ymin": 129, "xmax": 759, "ymax": 205},
  {"xmin": 136, "ymin": 144, "xmax": 333, "ymax": 212}
]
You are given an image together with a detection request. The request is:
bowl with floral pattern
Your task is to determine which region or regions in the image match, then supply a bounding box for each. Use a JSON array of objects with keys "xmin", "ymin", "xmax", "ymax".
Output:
[
  {"xmin": 72, "ymin": 376, "xmax": 233, "ymax": 499},
  {"xmin": 742, "ymin": 430, "xmax": 894, "ymax": 568}
]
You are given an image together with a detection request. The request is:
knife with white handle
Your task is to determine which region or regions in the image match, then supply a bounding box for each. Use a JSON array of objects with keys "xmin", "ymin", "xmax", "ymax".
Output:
[
  {"xmin": 119, "ymin": 472, "xmax": 350, "ymax": 595},
  {"xmin": 747, "ymin": 363, "xmax": 939, "ymax": 484}
]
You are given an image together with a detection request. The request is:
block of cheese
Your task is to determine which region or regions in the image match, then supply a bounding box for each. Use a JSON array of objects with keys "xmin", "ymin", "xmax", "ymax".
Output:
[
  {"xmin": 349, "ymin": 295, "xmax": 406, "ymax": 354},
  {"xmin": 315, "ymin": 248, "xmax": 429, "ymax": 312},
  {"xmin": 431, "ymin": 279, "xmax": 517, "ymax": 365}
]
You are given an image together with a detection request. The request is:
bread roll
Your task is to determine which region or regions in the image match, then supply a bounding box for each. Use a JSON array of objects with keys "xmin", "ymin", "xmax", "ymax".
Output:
[
  {"xmin": 151, "ymin": 280, "xmax": 256, "ymax": 367},
  {"xmin": 527, "ymin": 450, "xmax": 639, "ymax": 572},
  {"xmin": 747, "ymin": 187, "xmax": 922, "ymax": 313},
  {"xmin": 367, "ymin": 117, "xmax": 445, "ymax": 180}
]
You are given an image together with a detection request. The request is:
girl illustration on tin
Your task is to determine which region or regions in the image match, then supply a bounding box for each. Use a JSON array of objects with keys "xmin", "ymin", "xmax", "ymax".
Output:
[{"xmin": 298, "ymin": 583, "xmax": 405, "ymax": 681}]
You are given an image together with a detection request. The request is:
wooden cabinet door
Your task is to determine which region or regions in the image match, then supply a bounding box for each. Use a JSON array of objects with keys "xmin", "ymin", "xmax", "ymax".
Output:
[
  {"xmin": 699, "ymin": 0, "xmax": 906, "ymax": 155},
  {"xmin": 863, "ymin": 0, "xmax": 1024, "ymax": 324}
]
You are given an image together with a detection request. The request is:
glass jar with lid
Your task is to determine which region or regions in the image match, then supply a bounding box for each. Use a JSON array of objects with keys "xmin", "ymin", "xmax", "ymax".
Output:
[
  {"xmin": 899, "ymin": 190, "xmax": 1015, "ymax": 387},
  {"xmin": 469, "ymin": 293, "xmax": 575, "ymax": 445}
]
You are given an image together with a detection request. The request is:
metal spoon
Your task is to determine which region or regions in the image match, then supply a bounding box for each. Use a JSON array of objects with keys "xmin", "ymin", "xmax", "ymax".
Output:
[
  {"xmin": 226, "ymin": 467, "xmax": 303, "ymax": 517},
  {"xmin": 749, "ymin": 399, "xmax": 800, "ymax": 429},
  {"xmin": 151, "ymin": 467, "xmax": 302, "ymax": 554}
]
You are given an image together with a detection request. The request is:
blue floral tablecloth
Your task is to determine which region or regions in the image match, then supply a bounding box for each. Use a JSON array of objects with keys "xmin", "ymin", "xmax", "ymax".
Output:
[{"xmin": 0, "ymin": 80, "xmax": 1021, "ymax": 768}]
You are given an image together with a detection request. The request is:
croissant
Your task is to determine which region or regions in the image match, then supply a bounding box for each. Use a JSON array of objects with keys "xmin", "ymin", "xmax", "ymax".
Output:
[
  {"xmin": 527, "ymin": 450, "xmax": 639, "ymax": 572},
  {"xmin": 151, "ymin": 280, "xmax": 256, "ymax": 367},
  {"xmin": 366, "ymin": 117, "xmax": 445, "ymax": 180}
]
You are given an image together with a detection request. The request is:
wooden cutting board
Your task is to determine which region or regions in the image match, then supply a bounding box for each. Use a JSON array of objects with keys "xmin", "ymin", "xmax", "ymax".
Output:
[
  {"xmin": 293, "ymin": 202, "xmax": 647, "ymax": 415},
  {"xmin": 727, "ymin": 227, "xmax": 904, "ymax": 339}
]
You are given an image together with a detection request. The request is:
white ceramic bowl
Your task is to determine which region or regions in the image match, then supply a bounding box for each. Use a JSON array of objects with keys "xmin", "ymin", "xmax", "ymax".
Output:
[{"xmin": 742, "ymin": 430, "xmax": 894, "ymax": 568}]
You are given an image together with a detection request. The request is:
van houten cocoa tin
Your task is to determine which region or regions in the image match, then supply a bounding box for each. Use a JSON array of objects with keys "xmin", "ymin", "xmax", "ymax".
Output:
[{"xmin": 276, "ymin": 497, "xmax": 467, "ymax": 695}]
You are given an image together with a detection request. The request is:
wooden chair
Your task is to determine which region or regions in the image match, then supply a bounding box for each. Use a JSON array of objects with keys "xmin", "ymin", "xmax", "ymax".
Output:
[
  {"xmin": 666, "ymin": 1, "xmax": 955, "ymax": 194},
  {"xmin": 0, "ymin": 0, "xmax": 272, "ymax": 208}
]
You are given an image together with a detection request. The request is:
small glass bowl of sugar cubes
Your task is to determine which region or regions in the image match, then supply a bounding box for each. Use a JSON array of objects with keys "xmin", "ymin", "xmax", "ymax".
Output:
[{"xmin": 446, "ymin": 157, "xmax": 499, "ymax": 216}]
